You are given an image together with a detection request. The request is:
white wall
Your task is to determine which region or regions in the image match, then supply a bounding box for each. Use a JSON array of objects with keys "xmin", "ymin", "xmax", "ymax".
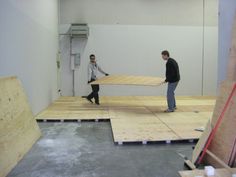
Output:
[
  {"xmin": 0, "ymin": 0, "xmax": 59, "ymax": 114},
  {"xmin": 60, "ymin": 0, "xmax": 217, "ymax": 26},
  {"xmin": 218, "ymin": 0, "xmax": 236, "ymax": 83},
  {"xmin": 59, "ymin": 0, "xmax": 218, "ymax": 96}
]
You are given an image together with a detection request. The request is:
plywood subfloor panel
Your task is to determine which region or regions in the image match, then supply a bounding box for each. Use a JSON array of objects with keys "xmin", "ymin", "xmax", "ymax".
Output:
[
  {"xmin": 36, "ymin": 96, "xmax": 215, "ymax": 143},
  {"xmin": 109, "ymin": 107, "xmax": 157, "ymax": 119},
  {"xmin": 37, "ymin": 109, "xmax": 109, "ymax": 120},
  {"xmin": 111, "ymin": 118, "xmax": 180, "ymax": 142},
  {"xmin": 147, "ymin": 105, "xmax": 214, "ymax": 113},
  {"xmin": 0, "ymin": 76, "xmax": 41, "ymax": 177},
  {"xmin": 142, "ymin": 100, "xmax": 216, "ymax": 107},
  {"xmin": 156, "ymin": 112, "xmax": 212, "ymax": 140},
  {"xmin": 179, "ymin": 168, "xmax": 236, "ymax": 177},
  {"xmin": 91, "ymin": 75, "xmax": 165, "ymax": 86}
]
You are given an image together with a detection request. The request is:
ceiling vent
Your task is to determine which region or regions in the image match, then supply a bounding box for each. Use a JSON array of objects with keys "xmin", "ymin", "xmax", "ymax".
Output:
[{"xmin": 69, "ymin": 24, "xmax": 89, "ymax": 38}]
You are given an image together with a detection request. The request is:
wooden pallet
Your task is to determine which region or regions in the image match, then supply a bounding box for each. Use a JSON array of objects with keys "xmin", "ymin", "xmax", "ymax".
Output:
[{"xmin": 0, "ymin": 76, "xmax": 41, "ymax": 177}]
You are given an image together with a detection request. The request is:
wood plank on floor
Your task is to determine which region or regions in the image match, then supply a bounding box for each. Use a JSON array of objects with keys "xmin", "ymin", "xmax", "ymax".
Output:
[{"xmin": 179, "ymin": 168, "xmax": 236, "ymax": 177}]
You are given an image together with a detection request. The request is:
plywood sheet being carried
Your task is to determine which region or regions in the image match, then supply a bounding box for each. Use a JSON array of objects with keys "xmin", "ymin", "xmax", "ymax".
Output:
[
  {"xmin": 90, "ymin": 75, "xmax": 165, "ymax": 86},
  {"xmin": 0, "ymin": 76, "xmax": 41, "ymax": 177},
  {"xmin": 179, "ymin": 168, "xmax": 236, "ymax": 177}
]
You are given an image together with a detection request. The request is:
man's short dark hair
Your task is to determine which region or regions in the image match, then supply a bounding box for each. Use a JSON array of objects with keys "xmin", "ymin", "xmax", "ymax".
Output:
[
  {"xmin": 90, "ymin": 54, "xmax": 95, "ymax": 59},
  {"xmin": 161, "ymin": 50, "xmax": 170, "ymax": 57}
]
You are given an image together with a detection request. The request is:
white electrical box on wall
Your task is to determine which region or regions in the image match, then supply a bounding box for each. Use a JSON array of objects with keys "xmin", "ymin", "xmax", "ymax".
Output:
[
  {"xmin": 70, "ymin": 55, "xmax": 75, "ymax": 70},
  {"xmin": 70, "ymin": 53, "xmax": 81, "ymax": 70},
  {"xmin": 74, "ymin": 53, "xmax": 81, "ymax": 66}
]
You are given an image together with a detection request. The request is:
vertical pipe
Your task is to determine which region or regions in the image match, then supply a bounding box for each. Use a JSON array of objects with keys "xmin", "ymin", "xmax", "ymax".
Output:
[
  {"xmin": 201, "ymin": 0, "xmax": 206, "ymax": 95},
  {"xmin": 70, "ymin": 36, "xmax": 75, "ymax": 96}
]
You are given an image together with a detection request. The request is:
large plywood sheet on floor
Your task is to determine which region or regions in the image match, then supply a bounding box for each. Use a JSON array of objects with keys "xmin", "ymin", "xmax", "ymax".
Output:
[
  {"xmin": 36, "ymin": 96, "xmax": 215, "ymax": 143},
  {"xmin": 36, "ymin": 109, "xmax": 109, "ymax": 120},
  {"xmin": 111, "ymin": 118, "xmax": 179, "ymax": 142},
  {"xmin": 156, "ymin": 112, "xmax": 211, "ymax": 140},
  {"xmin": 0, "ymin": 76, "xmax": 41, "ymax": 177},
  {"xmin": 91, "ymin": 75, "xmax": 165, "ymax": 86},
  {"xmin": 142, "ymin": 100, "xmax": 215, "ymax": 107},
  {"xmin": 109, "ymin": 107, "xmax": 157, "ymax": 119}
]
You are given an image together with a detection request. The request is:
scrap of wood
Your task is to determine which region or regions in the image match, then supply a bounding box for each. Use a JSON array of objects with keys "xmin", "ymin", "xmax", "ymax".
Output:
[
  {"xmin": 0, "ymin": 76, "xmax": 41, "ymax": 177},
  {"xmin": 194, "ymin": 127, "xmax": 204, "ymax": 132},
  {"xmin": 90, "ymin": 75, "xmax": 165, "ymax": 86},
  {"xmin": 178, "ymin": 152, "xmax": 196, "ymax": 170},
  {"xmin": 206, "ymin": 150, "xmax": 232, "ymax": 172},
  {"xmin": 229, "ymin": 138, "xmax": 236, "ymax": 166},
  {"xmin": 184, "ymin": 160, "xmax": 197, "ymax": 170},
  {"xmin": 179, "ymin": 168, "xmax": 236, "ymax": 177}
]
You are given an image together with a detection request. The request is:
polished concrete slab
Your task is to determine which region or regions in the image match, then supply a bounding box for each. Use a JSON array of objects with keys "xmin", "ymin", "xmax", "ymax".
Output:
[{"xmin": 8, "ymin": 122, "xmax": 194, "ymax": 177}]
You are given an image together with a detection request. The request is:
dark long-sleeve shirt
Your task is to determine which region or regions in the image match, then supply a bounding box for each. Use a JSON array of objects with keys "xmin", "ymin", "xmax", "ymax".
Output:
[{"xmin": 165, "ymin": 58, "xmax": 180, "ymax": 83}]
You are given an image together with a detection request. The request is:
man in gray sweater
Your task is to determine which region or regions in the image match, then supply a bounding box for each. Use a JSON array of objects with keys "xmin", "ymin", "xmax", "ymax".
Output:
[{"xmin": 86, "ymin": 54, "xmax": 109, "ymax": 105}]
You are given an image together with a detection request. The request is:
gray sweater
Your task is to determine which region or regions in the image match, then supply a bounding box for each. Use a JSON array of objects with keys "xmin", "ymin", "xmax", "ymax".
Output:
[{"xmin": 88, "ymin": 62, "xmax": 106, "ymax": 81}]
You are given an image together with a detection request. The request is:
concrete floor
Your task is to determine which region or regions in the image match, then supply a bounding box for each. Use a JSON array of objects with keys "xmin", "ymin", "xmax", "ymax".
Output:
[{"xmin": 8, "ymin": 122, "xmax": 194, "ymax": 177}]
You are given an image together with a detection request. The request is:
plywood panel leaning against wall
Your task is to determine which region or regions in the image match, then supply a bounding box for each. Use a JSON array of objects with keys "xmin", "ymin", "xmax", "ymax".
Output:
[
  {"xmin": 205, "ymin": 81, "xmax": 236, "ymax": 167},
  {"xmin": 227, "ymin": 14, "xmax": 236, "ymax": 81},
  {"xmin": 0, "ymin": 77, "xmax": 41, "ymax": 177},
  {"xmin": 192, "ymin": 81, "xmax": 236, "ymax": 167}
]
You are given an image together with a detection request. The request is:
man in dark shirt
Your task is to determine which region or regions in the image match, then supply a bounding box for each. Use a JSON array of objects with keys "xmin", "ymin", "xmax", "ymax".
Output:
[{"xmin": 162, "ymin": 50, "xmax": 180, "ymax": 112}]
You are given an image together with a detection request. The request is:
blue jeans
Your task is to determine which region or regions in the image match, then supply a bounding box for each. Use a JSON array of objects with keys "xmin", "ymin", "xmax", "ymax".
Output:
[{"xmin": 167, "ymin": 82, "xmax": 178, "ymax": 111}]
